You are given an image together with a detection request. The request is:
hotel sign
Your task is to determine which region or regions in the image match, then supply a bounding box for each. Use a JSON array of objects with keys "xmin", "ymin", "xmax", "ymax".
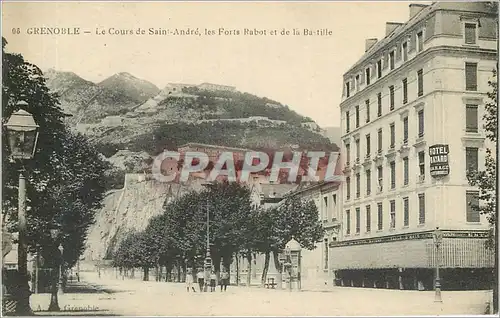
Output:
[{"xmin": 429, "ymin": 144, "xmax": 450, "ymax": 177}]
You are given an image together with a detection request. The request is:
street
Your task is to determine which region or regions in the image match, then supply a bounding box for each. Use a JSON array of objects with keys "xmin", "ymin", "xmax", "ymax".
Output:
[{"xmin": 29, "ymin": 271, "xmax": 492, "ymax": 316}]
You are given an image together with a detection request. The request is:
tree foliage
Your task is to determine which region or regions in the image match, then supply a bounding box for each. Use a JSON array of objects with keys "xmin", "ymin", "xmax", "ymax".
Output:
[
  {"xmin": 468, "ymin": 69, "xmax": 497, "ymax": 250},
  {"xmin": 112, "ymin": 182, "xmax": 324, "ymax": 282},
  {"xmin": 2, "ymin": 37, "xmax": 108, "ymax": 269}
]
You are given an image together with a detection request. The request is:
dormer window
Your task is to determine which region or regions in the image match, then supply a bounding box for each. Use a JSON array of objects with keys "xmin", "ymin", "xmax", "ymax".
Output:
[
  {"xmin": 355, "ymin": 74, "xmax": 360, "ymax": 91},
  {"xmin": 465, "ymin": 22, "xmax": 477, "ymax": 45},
  {"xmin": 402, "ymin": 41, "xmax": 408, "ymax": 62},
  {"xmin": 365, "ymin": 67, "xmax": 371, "ymax": 85},
  {"xmin": 377, "ymin": 60, "xmax": 382, "ymax": 79},
  {"xmin": 346, "ymin": 81, "xmax": 351, "ymax": 98},
  {"xmin": 389, "ymin": 51, "xmax": 395, "ymax": 70},
  {"xmin": 416, "ymin": 30, "xmax": 424, "ymax": 53}
]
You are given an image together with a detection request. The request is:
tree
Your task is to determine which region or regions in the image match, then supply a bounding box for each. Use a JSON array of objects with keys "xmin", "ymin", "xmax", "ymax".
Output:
[
  {"xmin": 2, "ymin": 37, "xmax": 108, "ymax": 307},
  {"xmin": 261, "ymin": 196, "xmax": 325, "ymax": 286},
  {"xmin": 468, "ymin": 68, "xmax": 497, "ymax": 313}
]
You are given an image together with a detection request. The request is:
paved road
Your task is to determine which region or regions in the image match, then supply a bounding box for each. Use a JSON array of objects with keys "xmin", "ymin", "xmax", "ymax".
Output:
[{"xmin": 31, "ymin": 271, "xmax": 492, "ymax": 316}]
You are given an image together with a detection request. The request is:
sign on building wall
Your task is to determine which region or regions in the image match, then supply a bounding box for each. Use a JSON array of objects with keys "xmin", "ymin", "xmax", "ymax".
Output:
[{"xmin": 428, "ymin": 144, "xmax": 450, "ymax": 177}]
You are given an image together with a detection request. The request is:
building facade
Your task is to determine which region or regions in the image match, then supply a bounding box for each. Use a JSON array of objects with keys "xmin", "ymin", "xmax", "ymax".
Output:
[
  {"xmin": 333, "ymin": 2, "xmax": 497, "ymax": 291},
  {"xmin": 287, "ymin": 181, "xmax": 341, "ymax": 289}
]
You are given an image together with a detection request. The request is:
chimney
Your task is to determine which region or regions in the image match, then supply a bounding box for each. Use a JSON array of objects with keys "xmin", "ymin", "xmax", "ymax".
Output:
[
  {"xmin": 409, "ymin": 3, "xmax": 428, "ymax": 20},
  {"xmin": 386, "ymin": 22, "xmax": 404, "ymax": 36},
  {"xmin": 365, "ymin": 38, "xmax": 378, "ymax": 52}
]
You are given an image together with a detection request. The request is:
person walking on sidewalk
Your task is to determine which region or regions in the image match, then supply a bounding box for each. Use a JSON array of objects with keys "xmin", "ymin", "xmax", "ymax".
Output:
[
  {"xmin": 185, "ymin": 269, "xmax": 196, "ymax": 292},
  {"xmin": 196, "ymin": 269, "xmax": 205, "ymax": 292},
  {"xmin": 220, "ymin": 268, "xmax": 229, "ymax": 291},
  {"xmin": 210, "ymin": 271, "xmax": 217, "ymax": 292}
]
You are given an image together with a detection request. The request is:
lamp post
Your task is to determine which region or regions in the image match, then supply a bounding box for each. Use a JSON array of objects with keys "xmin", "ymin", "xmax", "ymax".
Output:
[
  {"xmin": 58, "ymin": 244, "xmax": 64, "ymax": 295},
  {"xmin": 201, "ymin": 183, "xmax": 215, "ymax": 273},
  {"xmin": 4, "ymin": 105, "xmax": 40, "ymax": 316},
  {"xmin": 433, "ymin": 227, "xmax": 443, "ymax": 303},
  {"xmin": 48, "ymin": 228, "xmax": 60, "ymax": 311}
]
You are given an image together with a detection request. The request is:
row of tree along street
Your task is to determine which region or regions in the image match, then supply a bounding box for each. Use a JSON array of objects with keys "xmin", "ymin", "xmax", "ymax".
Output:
[
  {"xmin": 2, "ymin": 37, "xmax": 110, "ymax": 311},
  {"xmin": 112, "ymin": 181, "xmax": 324, "ymax": 286}
]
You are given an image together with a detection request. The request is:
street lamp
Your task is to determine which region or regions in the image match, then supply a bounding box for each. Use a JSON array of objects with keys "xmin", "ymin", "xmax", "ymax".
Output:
[
  {"xmin": 201, "ymin": 183, "xmax": 215, "ymax": 271},
  {"xmin": 48, "ymin": 228, "xmax": 60, "ymax": 311},
  {"xmin": 4, "ymin": 104, "xmax": 39, "ymax": 315},
  {"xmin": 58, "ymin": 244, "xmax": 64, "ymax": 295},
  {"xmin": 433, "ymin": 227, "xmax": 443, "ymax": 303}
]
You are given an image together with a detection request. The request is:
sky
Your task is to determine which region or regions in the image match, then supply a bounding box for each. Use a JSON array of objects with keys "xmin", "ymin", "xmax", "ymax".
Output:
[{"xmin": 2, "ymin": 1, "xmax": 421, "ymax": 127}]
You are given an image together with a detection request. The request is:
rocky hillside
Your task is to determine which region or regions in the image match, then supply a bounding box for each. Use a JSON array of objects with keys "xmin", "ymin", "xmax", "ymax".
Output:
[
  {"xmin": 44, "ymin": 69, "xmax": 339, "ymax": 260},
  {"xmin": 44, "ymin": 69, "xmax": 159, "ymax": 124}
]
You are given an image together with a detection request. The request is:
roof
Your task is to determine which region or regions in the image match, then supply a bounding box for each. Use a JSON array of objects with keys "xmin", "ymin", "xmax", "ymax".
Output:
[
  {"xmin": 345, "ymin": 3, "xmax": 434, "ymax": 76},
  {"xmin": 259, "ymin": 183, "xmax": 298, "ymax": 198},
  {"xmin": 346, "ymin": 2, "xmax": 496, "ymax": 77}
]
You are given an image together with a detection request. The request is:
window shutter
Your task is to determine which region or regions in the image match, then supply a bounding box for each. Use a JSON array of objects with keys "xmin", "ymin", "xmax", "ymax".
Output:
[
  {"xmin": 466, "ymin": 191, "xmax": 480, "ymax": 222},
  {"xmin": 465, "ymin": 63, "xmax": 478, "ymax": 91}
]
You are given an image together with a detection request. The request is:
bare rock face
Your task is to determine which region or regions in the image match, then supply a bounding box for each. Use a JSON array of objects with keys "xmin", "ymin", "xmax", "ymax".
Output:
[{"xmin": 84, "ymin": 175, "xmax": 206, "ymax": 260}]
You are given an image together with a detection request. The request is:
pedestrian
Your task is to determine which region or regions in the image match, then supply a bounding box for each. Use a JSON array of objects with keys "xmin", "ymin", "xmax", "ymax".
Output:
[
  {"xmin": 185, "ymin": 269, "xmax": 196, "ymax": 292},
  {"xmin": 220, "ymin": 268, "xmax": 229, "ymax": 291},
  {"xmin": 196, "ymin": 268, "xmax": 205, "ymax": 292},
  {"xmin": 210, "ymin": 270, "xmax": 217, "ymax": 292}
]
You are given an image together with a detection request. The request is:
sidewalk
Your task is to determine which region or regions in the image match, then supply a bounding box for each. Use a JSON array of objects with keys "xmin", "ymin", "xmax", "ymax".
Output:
[{"xmin": 78, "ymin": 270, "xmax": 492, "ymax": 316}]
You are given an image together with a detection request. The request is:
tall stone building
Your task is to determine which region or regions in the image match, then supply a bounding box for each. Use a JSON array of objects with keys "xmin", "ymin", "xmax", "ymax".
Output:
[{"xmin": 333, "ymin": 2, "xmax": 497, "ymax": 290}]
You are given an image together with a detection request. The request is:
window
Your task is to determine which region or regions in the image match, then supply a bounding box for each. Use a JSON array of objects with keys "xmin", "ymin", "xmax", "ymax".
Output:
[
  {"xmin": 377, "ymin": 129, "xmax": 383, "ymax": 152},
  {"xmin": 416, "ymin": 31, "xmax": 423, "ymax": 52},
  {"xmin": 366, "ymin": 205, "xmax": 371, "ymax": 232},
  {"xmin": 355, "ymin": 208, "xmax": 361, "ymax": 233},
  {"xmin": 389, "ymin": 51, "xmax": 395, "ymax": 70},
  {"xmin": 466, "ymin": 147, "xmax": 479, "ymax": 174},
  {"xmin": 355, "ymin": 105, "xmax": 360, "ymax": 128},
  {"xmin": 403, "ymin": 116, "xmax": 409, "ymax": 143},
  {"xmin": 355, "ymin": 139, "xmax": 360, "ymax": 162},
  {"xmin": 355, "ymin": 75, "xmax": 360, "ymax": 91},
  {"xmin": 466, "ymin": 191, "xmax": 480, "ymax": 222},
  {"xmin": 466, "ymin": 104, "xmax": 478, "ymax": 132},
  {"xmin": 346, "ymin": 177, "xmax": 351, "ymax": 200},
  {"xmin": 390, "ymin": 123, "xmax": 395, "ymax": 148},
  {"xmin": 346, "ymin": 210, "xmax": 351, "ymax": 234},
  {"xmin": 465, "ymin": 23, "xmax": 477, "ymax": 45},
  {"xmin": 366, "ymin": 67, "xmax": 371, "ymax": 85},
  {"xmin": 390, "ymin": 161, "xmax": 396, "ymax": 189},
  {"xmin": 418, "ymin": 109, "xmax": 424, "ymax": 137},
  {"xmin": 346, "ymin": 81, "xmax": 351, "ymax": 98},
  {"xmin": 366, "ymin": 99, "xmax": 370, "ymax": 122},
  {"xmin": 390, "ymin": 200, "xmax": 396, "ymax": 229},
  {"xmin": 366, "ymin": 134, "xmax": 371, "ymax": 157},
  {"xmin": 418, "ymin": 151, "xmax": 425, "ymax": 177},
  {"xmin": 403, "ymin": 157, "xmax": 409, "ymax": 186},
  {"xmin": 377, "ymin": 203, "xmax": 383, "ymax": 230},
  {"xmin": 323, "ymin": 238, "xmax": 329, "ymax": 270},
  {"xmin": 377, "ymin": 93, "xmax": 382, "ymax": 117},
  {"xmin": 465, "ymin": 62, "xmax": 478, "ymax": 91},
  {"xmin": 377, "ymin": 60, "xmax": 382, "ymax": 79},
  {"xmin": 356, "ymin": 173, "xmax": 361, "ymax": 198},
  {"xmin": 323, "ymin": 196, "xmax": 328, "ymax": 220},
  {"xmin": 389, "ymin": 86, "xmax": 395, "ymax": 111},
  {"xmin": 402, "ymin": 78, "xmax": 408, "ymax": 104},
  {"xmin": 417, "ymin": 69, "xmax": 423, "ymax": 97},
  {"xmin": 402, "ymin": 41, "xmax": 408, "ymax": 62},
  {"xmin": 346, "ymin": 143, "xmax": 351, "ymax": 163},
  {"xmin": 346, "ymin": 111, "xmax": 350, "ymax": 133},
  {"xmin": 418, "ymin": 193, "xmax": 425, "ymax": 224},
  {"xmin": 366, "ymin": 169, "xmax": 371, "ymax": 195},
  {"xmin": 377, "ymin": 166, "xmax": 383, "ymax": 191},
  {"xmin": 403, "ymin": 197, "xmax": 409, "ymax": 227}
]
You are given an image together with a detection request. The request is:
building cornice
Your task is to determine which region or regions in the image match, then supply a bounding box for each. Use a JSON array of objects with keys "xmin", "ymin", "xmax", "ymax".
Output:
[
  {"xmin": 344, "ymin": 5, "xmax": 497, "ymax": 77},
  {"xmin": 340, "ymin": 45, "xmax": 497, "ymax": 110},
  {"xmin": 329, "ymin": 229, "xmax": 490, "ymax": 248}
]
